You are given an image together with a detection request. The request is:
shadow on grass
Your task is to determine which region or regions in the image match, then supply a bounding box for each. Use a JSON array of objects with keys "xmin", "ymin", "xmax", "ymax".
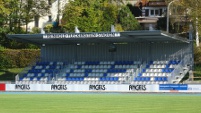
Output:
[{"xmin": 0, "ymin": 69, "xmax": 16, "ymax": 81}]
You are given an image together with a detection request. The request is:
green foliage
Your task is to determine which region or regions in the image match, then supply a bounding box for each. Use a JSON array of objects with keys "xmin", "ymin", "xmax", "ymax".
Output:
[
  {"xmin": 0, "ymin": 0, "xmax": 49, "ymax": 49},
  {"xmin": 0, "ymin": 46, "xmax": 11, "ymax": 69},
  {"xmin": 118, "ymin": 5, "xmax": 141, "ymax": 31},
  {"xmin": 194, "ymin": 46, "xmax": 201, "ymax": 64},
  {"xmin": 62, "ymin": 0, "xmax": 141, "ymax": 32},
  {"xmin": 2, "ymin": 49, "xmax": 40, "ymax": 68},
  {"xmin": 31, "ymin": 27, "xmax": 40, "ymax": 34}
]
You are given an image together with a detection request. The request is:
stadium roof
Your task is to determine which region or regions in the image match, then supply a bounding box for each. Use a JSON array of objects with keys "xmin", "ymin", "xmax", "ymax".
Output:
[{"xmin": 7, "ymin": 30, "xmax": 189, "ymax": 45}]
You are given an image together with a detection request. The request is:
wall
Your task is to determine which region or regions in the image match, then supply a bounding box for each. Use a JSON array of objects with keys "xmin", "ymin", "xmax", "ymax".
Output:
[{"xmin": 41, "ymin": 42, "xmax": 189, "ymax": 62}]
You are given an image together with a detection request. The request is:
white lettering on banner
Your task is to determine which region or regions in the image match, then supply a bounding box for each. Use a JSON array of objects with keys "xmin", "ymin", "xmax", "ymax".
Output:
[{"xmin": 43, "ymin": 33, "xmax": 121, "ymax": 39}]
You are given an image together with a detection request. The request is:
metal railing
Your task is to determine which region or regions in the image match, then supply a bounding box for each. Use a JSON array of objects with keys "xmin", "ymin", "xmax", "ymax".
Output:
[{"xmin": 168, "ymin": 54, "xmax": 191, "ymax": 83}]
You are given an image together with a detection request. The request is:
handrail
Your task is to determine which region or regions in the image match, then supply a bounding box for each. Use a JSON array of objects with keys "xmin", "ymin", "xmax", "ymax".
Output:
[{"xmin": 168, "ymin": 54, "xmax": 191, "ymax": 83}]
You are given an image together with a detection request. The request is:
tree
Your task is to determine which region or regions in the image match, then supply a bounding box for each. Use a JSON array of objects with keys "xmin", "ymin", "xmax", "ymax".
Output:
[
  {"xmin": 0, "ymin": 0, "xmax": 49, "ymax": 49},
  {"xmin": 20, "ymin": 0, "xmax": 50, "ymax": 33},
  {"xmin": 165, "ymin": 0, "xmax": 201, "ymax": 46},
  {"xmin": 180, "ymin": 0, "xmax": 201, "ymax": 46},
  {"xmin": 62, "ymin": 0, "xmax": 141, "ymax": 32},
  {"xmin": 118, "ymin": 5, "xmax": 141, "ymax": 31}
]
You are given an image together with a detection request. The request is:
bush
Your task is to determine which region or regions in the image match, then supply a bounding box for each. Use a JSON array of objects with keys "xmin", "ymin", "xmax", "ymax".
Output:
[
  {"xmin": 0, "ymin": 46, "xmax": 11, "ymax": 69},
  {"xmin": 194, "ymin": 46, "xmax": 201, "ymax": 64},
  {"xmin": 2, "ymin": 49, "xmax": 40, "ymax": 68}
]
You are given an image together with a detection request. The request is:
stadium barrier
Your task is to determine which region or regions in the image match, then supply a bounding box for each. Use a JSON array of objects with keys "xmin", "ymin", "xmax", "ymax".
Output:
[{"xmin": 5, "ymin": 84, "xmax": 201, "ymax": 92}]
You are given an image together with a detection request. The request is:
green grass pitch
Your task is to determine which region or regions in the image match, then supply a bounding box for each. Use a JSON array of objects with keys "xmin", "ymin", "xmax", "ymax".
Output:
[{"xmin": 0, "ymin": 92, "xmax": 201, "ymax": 113}]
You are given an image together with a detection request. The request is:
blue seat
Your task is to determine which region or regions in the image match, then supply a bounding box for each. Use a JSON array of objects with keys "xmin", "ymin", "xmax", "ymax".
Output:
[
  {"xmin": 103, "ymin": 73, "xmax": 107, "ymax": 77},
  {"xmin": 166, "ymin": 64, "xmax": 170, "ymax": 68},
  {"xmin": 138, "ymin": 73, "xmax": 142, "ymax": 77},
  {"xmin": 109, "ymin": 77, "xmax": 114, "ymax": 81},
  {"xmin": 106, "ymin": 77, "xmax": 110, "ymax": 81},
  {"xmin": 100, "ymin": 77, "xmax": 106, "ymax": 81},
  {"xmin": 19, "ymin": 77, "xmax": 24, "ymax": 81},
  {"xmin": 142, "ymin": 69, "xmax": 146, "ymax": 73},
  {"xmin": 169, "ymin": 68, "xmax": 174, "ymax": 73},
  {"xmin": 113, "ymin": 77, "xmax": 118, "ymax": 81},
  {"xmin": 71, "ymin": 78, "xmax": 76, "ymax": 81},
  {"xmin": 66, "ymin": 77, "xmax": 71, "ymax": 81},
  {"xmin": 163, "ymin": 77, "xmax": 168, "ymax": 81},
  {"xmin": 70, "ymin": 69, "xmax": 74, "ymax": 73},
  {"xmin": 23, "ymin": 74, "xmax": 28, "ymax": 77},
  {"xmin": 66, "ymin": 73, "xmax": 70, "ymax": 77},
  {"xmin": 37, "ymin": 77, "xmax": 41, "ymax": 81},
  {"xmin": 49, "ymin": 65, "xmax": 56, "ymax": 69},
  {"xmin": 84, "ymin": 73, "xmax": 88, "ymax": 77},
  {"xmin": 158, "ymin": 77, "xmax": 162, "ymax": 81},
  {"xmin": 80, "ymin": 77, "xmax": 84, "ymax": 81},
  {"xmin": 145, "ymin": 77, "xmax": 150, "ymax": 81},
  {"xmin": 77, "ymin": 65, "xmax": 82, "ymax": 69},
  {"xmin": 135, "ymin": 77, "xmax": 140, "ymax": 81},
  {"xmin": 40, "ymin": 73, "xmax": 45, "ymax": 77}
]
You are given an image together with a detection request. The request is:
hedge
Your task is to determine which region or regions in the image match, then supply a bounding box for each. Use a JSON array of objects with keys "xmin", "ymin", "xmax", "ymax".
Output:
[{"xmin": 1, "ymin": 49, "xmax": 40, "ymax": 68}]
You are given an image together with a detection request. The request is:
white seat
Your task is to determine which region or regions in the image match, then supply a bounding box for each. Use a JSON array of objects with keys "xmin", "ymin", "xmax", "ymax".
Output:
[
  {"xmin": 146, "ymin": 73, "xmax": 150, "ymax": 77},
  {"xmin": 92, "ymin": 65, "xmax": 96, "ymax": 69},
  {"xmin": 142, "ymin": 73, "xmax": 146, "ymax": 76},
  {"xmin": 161, "ymin": 73, "xmax": 165, "ymax": 76},
  {"xmin": 158, "ymin": 73, "xmax": 162, "ymax": 76},
  {"xmin": 154, "ymin": 73, "xmax": 158, "ymax": 77}
]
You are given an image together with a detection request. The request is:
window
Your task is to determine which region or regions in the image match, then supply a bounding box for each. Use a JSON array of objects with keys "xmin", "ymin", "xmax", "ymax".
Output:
[
  {"xmin": 145, "ymin": 9, "xmax": 149, "ymax": 16},
  {"xmin": 34, "ymin": 16, "xmax": 39, "ymax": 27},
  {"xmin": 48, "ymin": 16, "xmax": 52, "ymax": 22},
  {"xmin": 151, "ymin": 10, "xmax": 154, "ymax": 15},
  {"xmin": 155, "ymin": 10, "xmax": 159, "ymax": 16}
]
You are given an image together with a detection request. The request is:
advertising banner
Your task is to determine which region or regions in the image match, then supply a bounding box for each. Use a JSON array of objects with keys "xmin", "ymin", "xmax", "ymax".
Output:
[
  {"xmin": 5, "ymin": 84, "xmax": 201, "ymax": 92},
  {"xmin": 159, "ymin": 84, "xmax": 188, "ymax": 90},
  {"xmin": 0, "ymin": 83, "xmax": 5, "ymax": 91}
]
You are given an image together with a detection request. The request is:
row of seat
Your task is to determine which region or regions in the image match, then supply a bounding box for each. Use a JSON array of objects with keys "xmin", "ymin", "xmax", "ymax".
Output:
[
  {"xmin": 149, "ymin": 64, "xmax": 179, "ymax": 69},
  {"xmin": 16, "ymin": 80, "xmax": 168, "ymax": 85},
  {"xmin": 142, "ymin": 68, "xmax": 174, "ymax": 73},
  {"xmin": 150, "ymin": 60, "xmax": 180, "ymax": 65},
  {"xmin": 134, "ymin": 77, "xmax": 168, "ymax": 82},
  {"xmin": 64, "ymin": 77, "xmax": 120, "ymax": 81},
  {"xmin": 28, "ymin": 69, "xmax": 59, "ymax": 73},
  {"xmin": 130, "ymin": 81, "xmax": 168, "ymax": 84},
  {"xmin": 65, "ymin": 68, "xmax": 130, "ymax": 73},
  {"xmin": 141, "ymin": 72, "xmax": 170, "ymax": 77},
  {"xmin": 20, "ymin": 77, "xmax": 49, "ymax": 81},
  {"xmin": 33, "ymin": 65, "xmax": 62, "ymax": 70},
  {"xmin": 36, "ymin": 61, "xmax": 66, "ymax": 66},
  {"xmin": 74, "ymin": 61, "xmax": 142, "ymax": 65},
  {"xmin": 69, "ymin": 64, "xmax": 138, "ymax": 69}
]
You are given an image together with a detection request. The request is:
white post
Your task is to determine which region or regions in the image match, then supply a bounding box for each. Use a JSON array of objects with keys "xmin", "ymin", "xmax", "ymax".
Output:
[
  {"xmin": 196, "ymin": 18, "xmax": 199, "ymax": 47},
  {"xmin": 167, "ymin": 0, "xmax": 178, "ymax": 33}
]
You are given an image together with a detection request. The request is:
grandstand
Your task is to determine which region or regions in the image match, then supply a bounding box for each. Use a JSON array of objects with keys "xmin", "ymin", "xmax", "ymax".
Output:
[{"xmin": 8, "ymin": 30, "xmax": 192, "ymax": 86}]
